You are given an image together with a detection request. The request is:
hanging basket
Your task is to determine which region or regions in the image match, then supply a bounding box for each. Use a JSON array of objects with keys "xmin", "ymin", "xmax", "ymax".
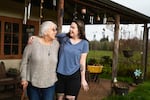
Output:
[{"xmin": 123, "ymin": 50, "xmax": 133, "ymax": 58}]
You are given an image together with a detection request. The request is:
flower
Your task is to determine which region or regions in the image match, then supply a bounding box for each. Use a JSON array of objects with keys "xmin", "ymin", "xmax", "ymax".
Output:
[{"xmin": 134, "ymin": 69, "xmax": 142, "ymax": 79}]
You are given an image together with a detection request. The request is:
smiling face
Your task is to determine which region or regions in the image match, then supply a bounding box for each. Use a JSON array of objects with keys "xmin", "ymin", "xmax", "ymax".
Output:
[
  {"xmin": 69, "ymin": 22, "xmax": 79, "ymax": 39},
  {"xmin": 43, "ymin": 22, "xmax": 57, "ymax": 40},
  {"xmin": 47, "ymin": 25, "xmax": 57, "ymax": 40}
]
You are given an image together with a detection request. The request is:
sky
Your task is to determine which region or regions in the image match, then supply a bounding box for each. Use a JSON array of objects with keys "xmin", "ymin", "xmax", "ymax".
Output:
[
  {"xmin": 111, "ymin": 0, "xmax": 150, "ymax": 17},
  {"xmin": 62, "ymin": 0, "xmax": 150, "ymax": 41}
]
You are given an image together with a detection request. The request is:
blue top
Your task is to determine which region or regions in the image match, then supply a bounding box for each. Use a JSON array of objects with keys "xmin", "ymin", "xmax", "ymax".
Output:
[{"xmin": 56, "ymin": 33, "xmax": 89, "ymax": 75}]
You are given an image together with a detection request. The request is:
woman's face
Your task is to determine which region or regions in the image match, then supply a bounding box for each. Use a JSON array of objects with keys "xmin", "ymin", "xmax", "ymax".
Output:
[
  {"xmin": 69, "ymin": 22, "xmax": 79, "ymax": 38},
  {"xmin": 46, "ymin": 25, "xmax": 57, "ymax": 40}
]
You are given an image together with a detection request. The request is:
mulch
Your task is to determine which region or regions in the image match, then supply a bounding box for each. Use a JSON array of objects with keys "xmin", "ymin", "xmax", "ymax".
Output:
[{"xmin": 78, "ymin": 78, "xmax": 136, "ymax": 100}]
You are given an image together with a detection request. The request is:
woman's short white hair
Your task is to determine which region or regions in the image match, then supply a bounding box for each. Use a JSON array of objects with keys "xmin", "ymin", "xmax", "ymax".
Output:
[{"xmin": 39, "ymin": 21, "xmax": 57, "ymax": 36}]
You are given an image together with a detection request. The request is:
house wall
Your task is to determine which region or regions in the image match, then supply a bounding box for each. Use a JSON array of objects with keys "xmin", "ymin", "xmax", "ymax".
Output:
[
  {"xmin": 0, "ymin": 59, "xmax": 21, "ymax": 70},
  {"xmin": 0, "ymin": 0, "xmax": 39, "ymax": 21},
  {"xmin": 0, "ymin": 0, "xmax": 57, "ymax": 21},
  {"xmin": 0, "ymin": 0, "xmax": 57, "ymax": 70}
]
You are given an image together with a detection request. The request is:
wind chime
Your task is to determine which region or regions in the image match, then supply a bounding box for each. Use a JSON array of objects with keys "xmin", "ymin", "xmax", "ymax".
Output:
[
  {"xmin": 23, "ymin": 0, "xmax": 57, "ymax": 24},
  {"xmin": 40, "ymin": 0, "xmax": 44, "ymax": 23},
  {"xmin": 23, "ymin": 0, "xmax": 31, "ymax": 24}
]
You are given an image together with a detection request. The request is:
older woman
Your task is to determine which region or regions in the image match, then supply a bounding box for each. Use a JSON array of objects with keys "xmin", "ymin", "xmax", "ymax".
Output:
[{"xmin": 20, "ymin": 21, "xmax": 59, "ymax": 100}]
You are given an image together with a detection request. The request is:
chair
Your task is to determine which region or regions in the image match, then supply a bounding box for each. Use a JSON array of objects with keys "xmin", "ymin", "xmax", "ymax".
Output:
[{"xmin": 0, "ymin": 61, "xmax": 20, "ymax": 99}]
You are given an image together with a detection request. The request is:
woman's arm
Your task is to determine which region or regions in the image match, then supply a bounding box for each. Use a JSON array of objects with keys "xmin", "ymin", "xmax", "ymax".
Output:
[
  {"xmin": 80, "ymin": 53, "xmax": 89, "ymax": 91},
  {"xmin": 20, "ymin": 44, "xmax": 32, "ymax": 90}
]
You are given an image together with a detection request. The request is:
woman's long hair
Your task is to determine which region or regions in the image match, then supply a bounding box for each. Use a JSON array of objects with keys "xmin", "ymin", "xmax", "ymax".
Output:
[{"xmin": 67, "ymin": 20, "xmax": 88, "ymax": 41}]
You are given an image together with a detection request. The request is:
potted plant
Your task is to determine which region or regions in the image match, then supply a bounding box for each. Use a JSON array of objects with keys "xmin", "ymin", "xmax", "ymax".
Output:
[
  {"xmin": 87, "ymin": 58, "xmax": 103, "ymax": 73},
  {"xmin": 133, "ymin": 69, "xmax": 143, "ymax": 84},
  {"xmin": 87, "ymin": 58, "xmax": 103, "ymax": 82},
  {"xmin": 112, "ymin": 77, "xmax": 129, "ymax": 96}
]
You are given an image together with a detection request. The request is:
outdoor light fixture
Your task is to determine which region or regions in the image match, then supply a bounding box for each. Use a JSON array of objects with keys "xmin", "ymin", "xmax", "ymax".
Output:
[
  {"xmin": 81, "ymin": 7, "xmax": 86, "ymax": 14},
  {"xmin": 53, "ymin": 0, "xmax": 56, "ymax": 6},
  {"xmin": 73, "ymin": 4, "xmax": 78, "ymax": 20},
  {"xmin": 40, "ymin": 0, "xmax": 44, "ymax": 20},
  {"xmin": 107, "ymin": 17, "xmax": 114, "ymax": 24},
  {"xmin": 73, "ymin": 11, "xmax": 78, "ymax": 20},
  {"xmin": 103, "ymin": 13, "xmax": 107, "ymax": 24},
  {"xmin": 89, "ymin": 15, "xmax": 94, "ymax": 24},
  {"xmin": 97, "ymin": 15, "xmax": 100, "ymax": 21},
  {"xmin": 81, "ymin": 7, "xmax": 86, "ymax": 21}
]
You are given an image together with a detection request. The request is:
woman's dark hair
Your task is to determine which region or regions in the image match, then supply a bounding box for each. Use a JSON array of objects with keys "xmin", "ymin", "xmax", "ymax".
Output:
[{"xmin": 67, "ymin": 20, "xmax": 88, "ymax": 40}]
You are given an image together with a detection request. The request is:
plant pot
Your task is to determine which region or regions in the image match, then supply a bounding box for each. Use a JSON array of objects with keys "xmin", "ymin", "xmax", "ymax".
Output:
[
  {"xmin": 114, "ymin": 86, "xmax": 129, "ymax": 96},
  {"xmin": 87, "ymin": 65, "xmax": 103, "ymax": 73},
  {"xmin": 133, "ymin": 78, "xmax": 143, "ymax": 85}
]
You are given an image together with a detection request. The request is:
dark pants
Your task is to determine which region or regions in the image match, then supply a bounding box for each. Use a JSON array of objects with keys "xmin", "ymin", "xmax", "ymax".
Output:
[
  {"xmin": 56, "ymin": 70, "xmax": 81, "ymax": 99},
  {"xmin": 27, "ymin": 83, "xmax": 55, "ymax": 100}
]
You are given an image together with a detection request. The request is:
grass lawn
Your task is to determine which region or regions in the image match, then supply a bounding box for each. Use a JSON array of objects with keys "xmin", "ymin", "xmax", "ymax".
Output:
[
  {"xmin": 87, "ymin": 50, "xmax": 112, "ymax": 59},
  {"xmin": 103, "ymin": 80, "xmax": 150, "ymax": 100}
]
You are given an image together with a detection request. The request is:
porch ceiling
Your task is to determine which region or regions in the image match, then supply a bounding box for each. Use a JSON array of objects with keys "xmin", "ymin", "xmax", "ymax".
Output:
[{"xmin": 12, "ymin": 0, "xmax": 150, "ymax": 24}]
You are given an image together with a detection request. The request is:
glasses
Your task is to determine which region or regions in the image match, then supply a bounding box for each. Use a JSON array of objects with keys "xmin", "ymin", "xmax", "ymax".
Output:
[{"xmin": 52, "ymin": 28, "xmax": 57, "ymax": 32}]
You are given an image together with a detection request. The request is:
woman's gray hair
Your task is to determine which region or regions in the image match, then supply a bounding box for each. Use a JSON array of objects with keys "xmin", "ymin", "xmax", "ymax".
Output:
[{"xmin": 39, "ymin": 21, "xmax": 57, "ymax": 36}]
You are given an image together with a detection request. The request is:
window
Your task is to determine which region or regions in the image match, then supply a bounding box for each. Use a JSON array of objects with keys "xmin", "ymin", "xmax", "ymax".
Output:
[
  {"xmin": 22, "ymin": 25, "xmax": 35, "ymax": 53},
  {"xmin": 4, "ymin": 22, "xmax": 19, "ymax": 55},
  {"xmin": 0, "ymin": 16, "xmax": 39, "ymax": 59},
  {"xmin": 0, "ymin": 21, "xmax": 1, "ymax": 54}
]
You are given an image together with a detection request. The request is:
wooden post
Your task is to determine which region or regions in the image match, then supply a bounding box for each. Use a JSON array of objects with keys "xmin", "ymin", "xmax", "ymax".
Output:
[
  {"xmin": 142, "ymin": 23, "xmax": 148, "ymax": 80},
  {"xmin": 112, "ymin": 14, "xmax": 120, "ymax": 81},
  {"xmin": 57, "ymin": 0, "xmax": 64, "ymax": 33}
]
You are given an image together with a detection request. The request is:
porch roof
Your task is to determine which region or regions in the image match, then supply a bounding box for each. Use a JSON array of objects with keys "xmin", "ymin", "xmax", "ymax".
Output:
[{"xmin": 12, "ymin": 0, "xmax": 150, "ymax": 24}]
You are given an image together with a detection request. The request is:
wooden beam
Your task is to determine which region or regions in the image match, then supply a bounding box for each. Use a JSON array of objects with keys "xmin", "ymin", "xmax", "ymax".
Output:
[{"xmin": 57, "ymin": 0, "xmax": 64, "ymax": 33}]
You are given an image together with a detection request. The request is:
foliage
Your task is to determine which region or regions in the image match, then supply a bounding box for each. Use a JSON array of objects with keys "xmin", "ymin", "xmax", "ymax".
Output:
[
  {"xmin": 103, "ymin": 80, "xmax": 150, "ymax": 100},
  {"xmin": 100, "ymin": 56, "xmax": 112, "ymax": 67},
  {"xmin": 119, "ymin": 38, "xmax": 142, "ymax": 52},
  {"xmin": 87, "ymin": 50, "xmax": 112, "ymax": 59},
  {"xmin": 89, "ymin": 40, "xmax": 113, "ymax": 51},
  {"xmin": 87, "ymin": 50, "xmax": 150, "ymax": 83},
  {"xmin": 87, "ymin": 58, "xmax": 99, "ymax": 65}
]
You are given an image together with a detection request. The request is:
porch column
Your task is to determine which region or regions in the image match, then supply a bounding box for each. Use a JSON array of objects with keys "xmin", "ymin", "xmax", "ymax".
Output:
[
  {"xmin": 57, "ymin": 0, "xmax": 64, "ymax": 33},
  {"xmin": 142, "ymin": 23, "xmax": 149, "ymax": 80},
  {"xmin": 112, "ymin": 14, "xmax": 120, "ymax": 81}
]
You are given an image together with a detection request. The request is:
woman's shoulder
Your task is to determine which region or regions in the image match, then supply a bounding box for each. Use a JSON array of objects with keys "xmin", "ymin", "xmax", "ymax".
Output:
[
  {"xmin": 53, "ymin": 39, "xmax": 59, "ymax": 45},
  {"xmin": 32, "ymin": 36, "xmax": 40, "ymax": 44},
  {"xmin": 82, "ymin": 39, "xmax": 89, "ymax": 44}
]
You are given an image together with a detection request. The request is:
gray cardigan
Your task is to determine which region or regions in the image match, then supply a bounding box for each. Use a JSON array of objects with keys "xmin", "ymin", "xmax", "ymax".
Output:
[{"xmin": 20, "ymin": 38, "xmax": 59, "ymax": 88}]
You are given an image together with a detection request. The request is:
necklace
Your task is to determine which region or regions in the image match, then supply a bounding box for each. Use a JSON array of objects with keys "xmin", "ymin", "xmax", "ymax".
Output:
[{"xmin": 48, "ymin": 50, "xmax": 50, "ymax": 56}]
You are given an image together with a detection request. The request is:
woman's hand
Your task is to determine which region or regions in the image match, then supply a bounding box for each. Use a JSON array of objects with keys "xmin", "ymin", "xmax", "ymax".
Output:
[
  {"xmin": 81, "ymin": 79, "xmax": 89, "ymax": 92},
  {"xmin": 28, "ymin": 36, "xmax": 36, "ymax": 44},
  {"xmin": 21, "ymin": 80, "xmax": 28, "ymax": 91}
]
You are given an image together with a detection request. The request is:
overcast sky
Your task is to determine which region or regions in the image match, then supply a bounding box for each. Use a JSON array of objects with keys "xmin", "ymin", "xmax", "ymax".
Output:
[{"xmin": 111, "ymin": 0, "xmax": 150, "ymax": 17}]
